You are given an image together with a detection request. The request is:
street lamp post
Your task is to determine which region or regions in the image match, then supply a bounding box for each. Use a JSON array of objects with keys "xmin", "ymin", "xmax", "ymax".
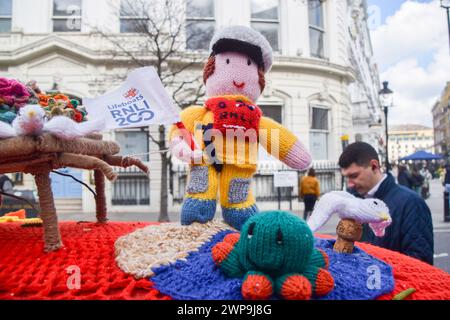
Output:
[
  {"xmin": 379, "ymin": 81, "xmax": 394, "ymax": 173},
  {"xmin": 442, "ymin": 0, "xmax": 450, "ymax": 53}
]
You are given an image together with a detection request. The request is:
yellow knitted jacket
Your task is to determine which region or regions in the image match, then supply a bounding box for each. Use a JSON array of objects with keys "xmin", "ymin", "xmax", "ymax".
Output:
[
  {"xmin": 169, "ymin": 95, "xmax": 298, "ymax": 167},
  {"xmin": 299, "ymin": 176, "xmax": 320, "ymax": 198}
]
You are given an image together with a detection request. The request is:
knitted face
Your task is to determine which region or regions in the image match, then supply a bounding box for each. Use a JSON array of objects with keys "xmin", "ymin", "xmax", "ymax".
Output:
[
  {"xmin": 237, "ymin": 211, "xmax": 314, "ymax": 274},
  {"xmin": 205, "ymin": 52, "xmax": 262, "ymax": 102}
]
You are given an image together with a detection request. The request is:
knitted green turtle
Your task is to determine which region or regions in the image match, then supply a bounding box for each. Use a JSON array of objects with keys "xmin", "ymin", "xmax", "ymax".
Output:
[{"xmin": 212, "ymin": 210, "xmax": 334, "ymax": 300}]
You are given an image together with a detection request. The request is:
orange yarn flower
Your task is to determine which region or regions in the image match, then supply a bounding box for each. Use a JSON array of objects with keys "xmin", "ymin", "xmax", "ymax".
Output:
[
  {"xmin": 38, "ymin": 93, "xmax": 50, "ymax": 106},
  {"xmin": 53, "ymin": 94, "xmax": 73, "ymax": 108}
]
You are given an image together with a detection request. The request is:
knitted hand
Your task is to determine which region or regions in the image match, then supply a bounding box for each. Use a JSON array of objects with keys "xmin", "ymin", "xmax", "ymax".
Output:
[{"xmin": 169, "ymin": 135, "xmax": 203, "ymax": 163}]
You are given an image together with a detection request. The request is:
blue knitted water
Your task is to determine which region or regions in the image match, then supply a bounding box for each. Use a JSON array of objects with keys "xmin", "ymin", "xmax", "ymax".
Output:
[{"xmin": 150, "ymin": 230, "xmax": 394, "ymax": 300}]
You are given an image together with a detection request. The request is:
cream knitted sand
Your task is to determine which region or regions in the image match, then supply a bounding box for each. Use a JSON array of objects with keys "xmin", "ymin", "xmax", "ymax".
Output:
[{"xmin": 114, "ymin": 220, "xmax": 234, "ymax": 279}]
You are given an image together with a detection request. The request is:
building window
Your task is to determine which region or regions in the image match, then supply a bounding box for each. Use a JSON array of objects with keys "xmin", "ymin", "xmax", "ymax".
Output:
[
  {"xmin": 113, "ymin": 129, "xmax": 149, "ymax": 205},
  {"xmin": 186, "ymin": 0, "xmax": 215, "ymax": 51},
  {"xmin": 251, "ymin": 0, "xmax": 280, "ymax": 52},
  {"xmin": 308, "ymin": 0, "xmax": 325, "ymax": 58},
  {"xmin": 0, "ymin": 0, "xmax": 12, "ymax": 33},
  {"xmin": 259, "ymin": 105, "xmax": 282, "ymax": 123},
  {"xmin": 53, "ymin": 0, "xmax": 82, "ymax": 32},
  {"xmin": 115, "ymin": 129, "xmax": 149, "ymax": 162},
  {"xmin": 309, "ymin": 106, "xmax": 329, "ymax": 160},
  {"xmin": 119, "ymin": 0, "xmax": 149, "ymax": 33}
]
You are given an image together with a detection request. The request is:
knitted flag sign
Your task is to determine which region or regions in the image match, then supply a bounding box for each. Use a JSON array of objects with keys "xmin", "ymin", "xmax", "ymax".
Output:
[{"xmin": 150, "ymin": 230, "xmax": 395, "ymax": 300}]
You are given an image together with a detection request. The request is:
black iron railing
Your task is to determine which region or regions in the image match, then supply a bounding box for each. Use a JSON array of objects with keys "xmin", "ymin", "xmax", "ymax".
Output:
[{"xmin": 171, "ymin": 162, "xmax": 340, "ymax": 203}]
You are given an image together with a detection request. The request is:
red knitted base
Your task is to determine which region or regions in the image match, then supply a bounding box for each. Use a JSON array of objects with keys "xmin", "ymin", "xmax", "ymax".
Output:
[
  {"xmin": 0, "ymin": 221, "xmax": 171, "ymax": 300},
  {"xmin": 0, "ymin": 223, "xmax": 449, "ymax": 300}
]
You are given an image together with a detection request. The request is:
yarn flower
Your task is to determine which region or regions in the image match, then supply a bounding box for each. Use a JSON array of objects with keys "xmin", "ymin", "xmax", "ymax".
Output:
[
  {"xmin": 73, "ymin": 111, "xmax": 83, "ymax": 123},
  {"xmin": 38, "ymin": 93, "xmax": 51, "ymax": 107},
  {"xmin": 0, "ymin": 77, "xmax": 30, "ymax": 109}
]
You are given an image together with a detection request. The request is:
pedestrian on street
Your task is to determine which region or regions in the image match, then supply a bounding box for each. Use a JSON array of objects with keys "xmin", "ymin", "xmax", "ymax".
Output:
[
  {"xmin": 299, "ymin": 168, "xmax": 320, "ymax": 220},
  {"xmin": 397, "ymin": 165, "xmax": 413, "ymax": 189},
  {"xmin": 443, "ymin": 164, "xmax": 450, "ymax": 193},
  {"xmin": 420, "ymin": 167, "xmax": 432, "ymax": 199},
  {"xmin": 339, "ymin": 142, "xmax": 434, "ymax": 265},
  {"xmin": 411, "ymin": 167, "xmax": 424, "ymax": 196}
]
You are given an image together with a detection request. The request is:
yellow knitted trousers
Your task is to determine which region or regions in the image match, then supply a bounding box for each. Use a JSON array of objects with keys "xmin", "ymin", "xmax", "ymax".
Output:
[{"xmin": 182, "ymin": 164, "xmax": 258, "ymax": 229}]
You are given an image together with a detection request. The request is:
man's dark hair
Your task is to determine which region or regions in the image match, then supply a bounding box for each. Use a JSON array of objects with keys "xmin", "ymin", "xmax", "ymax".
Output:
[{"xmin": 338, "ymin": 142, "xmax": 379, "ymax": 169}]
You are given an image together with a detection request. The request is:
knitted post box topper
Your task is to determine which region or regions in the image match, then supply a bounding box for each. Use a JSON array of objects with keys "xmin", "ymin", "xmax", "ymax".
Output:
[
  {"xmin": 211, "ymin": 211, "xmax": 334, "ymax": 300},
  {"xmin": 169, "ymin": 26, "xmax": 312, "ymax": 230}
]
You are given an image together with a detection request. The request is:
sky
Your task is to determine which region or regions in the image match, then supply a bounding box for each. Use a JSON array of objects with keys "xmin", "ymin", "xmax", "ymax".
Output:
[{"xmin": 366, "ymin": 0, "xmax": 450, "ymax": 127}]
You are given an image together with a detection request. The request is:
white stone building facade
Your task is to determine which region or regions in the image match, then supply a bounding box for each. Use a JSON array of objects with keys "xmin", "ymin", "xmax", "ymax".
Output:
[{"xmin": 0, "ymin": 0, "xmax": 382, "ymax": 215}]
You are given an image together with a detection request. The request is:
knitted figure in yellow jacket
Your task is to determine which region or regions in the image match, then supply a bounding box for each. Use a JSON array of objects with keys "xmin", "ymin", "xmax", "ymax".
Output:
[{"xmin": 169, "ymin": 26, "xmax": 312, "ymax": 230}]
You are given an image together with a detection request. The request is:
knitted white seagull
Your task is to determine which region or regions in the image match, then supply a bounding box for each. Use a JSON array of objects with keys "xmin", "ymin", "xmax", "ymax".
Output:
[
  {"xmin": 307, "ymin": 191, "xmax": 392, "ymax": 237},
  {"xmin": 0, "ymin": 105, "xmax": 104, "ymax": 139}
]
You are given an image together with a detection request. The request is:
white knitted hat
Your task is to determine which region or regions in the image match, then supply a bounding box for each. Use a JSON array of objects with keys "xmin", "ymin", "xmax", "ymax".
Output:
[{"xmin": 209, "ymin": 25, "xmax": 273, "ymax": 73}]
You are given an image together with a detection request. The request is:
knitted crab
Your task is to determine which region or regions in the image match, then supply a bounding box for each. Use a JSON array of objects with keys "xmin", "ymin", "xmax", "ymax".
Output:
[{"xmin": 212, "ymin": 211, "xmax": 334, "ymax": 300}]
